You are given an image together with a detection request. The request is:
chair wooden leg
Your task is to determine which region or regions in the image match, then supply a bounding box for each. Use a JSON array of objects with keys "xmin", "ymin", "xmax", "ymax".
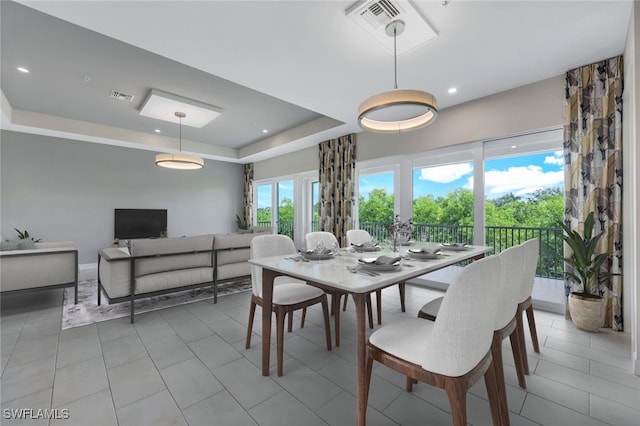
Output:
[
  {"xmin": 342, "ymin": 293, "xmax": 348, "ymax": 311},
  {"xmin": 491, "ymin": 333, "xmax": 510, "ymax": 426},
  {"xmin": 525, "ymin": 304, "xmax": 540, "ymax": 353},
  {"xmin": 366, "ymin": 294, "xmax": 374, "ymax": 329},
  {"xmin": 245, "ymin": 300, "xmax": 256, "ymax": 349},
  {"xmin": 334, "ymin": 293, "xmax": 342, "ymax": 347},
  {"xmin": 484, "ymin": 357, "xmax": 506, "ymax": 426},
  {"xmin": 405, "ymin": 376, "xmax": 414, "ymax": 392},
  {"xmin": 321, "ymin": 297, "xmax": 332, "ymax": 351},
  {"xmin": 444, "ymin": 377, "xmax": 468, "ymax": 426},
  {"xmin": 375, "ymin": 290, "xmax": 382, "ymax": 325},
  {"xmin": 510, "ymin": 327, "xmax": 527, "ymax": 389},
  {"xmin": 288, "ymin": 311, "xmax": 294, "ymax": 332},
  {"xmin": 515, "ymin": 312, "xmax": 530, "ymax": 375},
  {"xmin": 300, "ymin": 308, "xmax": 306, "ymax": 329},
  {"xmin": 276, "ymin": 307, "xmax": 286, "ymax": 377},
  {"xmin": 398, "ymin": 281, "xmax": 406, "ymax": 312},
  {"xmin": 364, "ymin": 347, "xmax": 374, "ymax": 409}
]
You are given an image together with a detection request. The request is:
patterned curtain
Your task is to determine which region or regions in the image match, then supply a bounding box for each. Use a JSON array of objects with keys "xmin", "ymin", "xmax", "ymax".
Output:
[
  {"xmin": 243, "ymin": 163, "xmax": 254, "ymax": 227},
  {"xmin": 319, "ymin": 134, "xmax": 356, "ymax": 246},
  {"xmin": 563, "ymin": 56, "xmax": 623, "ymax": 330}
]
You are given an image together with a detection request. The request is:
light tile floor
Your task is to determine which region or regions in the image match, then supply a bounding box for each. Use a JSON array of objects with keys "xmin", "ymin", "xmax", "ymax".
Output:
[{"xmin": 1, "ymin": 284, "xmax": 639, "ymax": 425}]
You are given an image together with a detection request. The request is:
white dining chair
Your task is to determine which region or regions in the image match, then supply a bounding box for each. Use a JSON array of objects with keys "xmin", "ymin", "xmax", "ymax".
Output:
[
  {"xmin": 515, "ymin": 238, "xmax": 541, "ymax": 376},
  {"xmin": 345, "ymin": 229, "xmax": 406, "ymax": 325},
  {"xmin": 418, "ymin": 243, "xmax": 531, "ymax": 390},
  {"xmin": 305, "ymin": 231, "xmax": 377, "ymax": 334},
  {"xmin": 364, "ymin": 255, "xmax": 503, "ymax": 426},
  {"xmin": 246, "ymin": 234, "xmax": 332, "ymax": 376}
]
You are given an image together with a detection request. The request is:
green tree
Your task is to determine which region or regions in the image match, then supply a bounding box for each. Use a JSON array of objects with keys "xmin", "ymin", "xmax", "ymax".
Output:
[
  {"xmin": 359, "ymin": 189, "xmax": 394, "ymax": 223},
  {"xmin": 412, "ymin": 195, "xmax": 443, "ymax": 224},
  {"xmin": 257, "ymin": 207, "xmax": 271, "ymax": 223},
  {"xmin": 278, "ymin": 197, "xmax": 294, "ymax": 222},
  {"xmin": 439, "ymin": 188, "xmax": 474, "ymax": 225}
]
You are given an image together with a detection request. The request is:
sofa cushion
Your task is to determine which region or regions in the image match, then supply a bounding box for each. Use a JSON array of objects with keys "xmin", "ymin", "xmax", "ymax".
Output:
[
  {"xmin": 216, "ymin": 262, "xmax": 251, "ymax": 281},
  {"xmin": 213, "ymin": 232, "xmax": 259, "ymax": 250},
  {"xmin": 135, "ymin": 267, "xmax": 214, "ymax": 295},
  {"xmin": 130, "ymin": 235, "xmax": 214, "ymax": 277}
]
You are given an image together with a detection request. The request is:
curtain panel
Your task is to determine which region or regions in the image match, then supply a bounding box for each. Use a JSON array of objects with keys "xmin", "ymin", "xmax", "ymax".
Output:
[
  {"xmin": 563, "ymin": 55, "xmax": 623, "ymax": 330},
  {"xmin": 243, "ymin": 163, "xmax": 254, "ymax": 228},
  {"xmin": 319, "ymin": 134, "xmax": 356, "ymax": 247}
]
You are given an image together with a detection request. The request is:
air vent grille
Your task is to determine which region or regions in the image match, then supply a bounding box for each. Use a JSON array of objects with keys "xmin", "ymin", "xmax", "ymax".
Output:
[
  {"xmin": 346, "ymin": 0, "xmax": 438, "ymax": 54},
  {"xmin": 109, "ymin": 90, "xmax": 134, "ymax": 102},
  {"xmin": 361, "ymin": 0, "xmax": 400, "ymax": 29}
]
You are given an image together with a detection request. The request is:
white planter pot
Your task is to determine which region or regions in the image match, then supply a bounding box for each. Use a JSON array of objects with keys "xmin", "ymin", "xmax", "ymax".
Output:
[{"xmin": 568, "ymin": 293, "xmax": 604, "ymax": 332}]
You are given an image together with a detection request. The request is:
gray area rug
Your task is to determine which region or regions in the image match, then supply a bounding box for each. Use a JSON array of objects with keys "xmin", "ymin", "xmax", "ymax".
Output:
[{"xmin": 62, "ymin": 278, "xmax": 251, "ymax": 330}]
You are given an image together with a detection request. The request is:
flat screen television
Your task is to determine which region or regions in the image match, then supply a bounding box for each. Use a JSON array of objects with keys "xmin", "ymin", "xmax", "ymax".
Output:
[{"xmin": 114, "ymin": 209, "xmax": 167, "ymax": 239}]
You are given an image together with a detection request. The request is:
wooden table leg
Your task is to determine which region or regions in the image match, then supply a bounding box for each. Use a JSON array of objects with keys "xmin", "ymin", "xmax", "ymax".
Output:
[
  {"xmin": 353, "ymin": 293, "xmax": 367, "ymax": 426},
  {"xmin": 262, "ymin": 269, "xmax": 276, "ymax": 376}
]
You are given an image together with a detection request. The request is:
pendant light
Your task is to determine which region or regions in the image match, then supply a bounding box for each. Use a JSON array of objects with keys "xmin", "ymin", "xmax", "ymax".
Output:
[
  {"xmin": 358, "ymin": 20, "xmax": 438, "ymax": 133},
  {"xmin": 155, "ymin": 112, "xmax": 204, "ymax": 170}
]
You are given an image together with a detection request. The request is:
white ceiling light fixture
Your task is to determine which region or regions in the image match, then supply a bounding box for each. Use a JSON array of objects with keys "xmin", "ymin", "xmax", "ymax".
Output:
[
  {"xmin": 358, "ymin": 20, "xmax": 438, "ymax": 133},
  {"xmin": 155, "ymin": 112, "xmax": 204, "ymax": 170}
]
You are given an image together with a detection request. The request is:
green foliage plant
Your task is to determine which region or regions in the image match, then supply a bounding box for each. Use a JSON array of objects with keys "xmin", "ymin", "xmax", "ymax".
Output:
[
  {"xmin": 14, "ymin": 228, "xmax": 42, "ymax": 242},
  {"xmin": 235, "ymin": 214, "xmax": 248, "ymax": 230},
  {"xmin": 558, "ymin": 212, "xmax": 619, "ymax": 296}
]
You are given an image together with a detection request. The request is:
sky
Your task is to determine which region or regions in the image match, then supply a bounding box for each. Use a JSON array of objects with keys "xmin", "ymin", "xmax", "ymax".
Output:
[
  {"xmin": 360, "ymin": 151, "xmax": 564, "ymax": 200},
  {"xmin": 258, "ymin": 150, "xmax": 565, "ymax": 210}
]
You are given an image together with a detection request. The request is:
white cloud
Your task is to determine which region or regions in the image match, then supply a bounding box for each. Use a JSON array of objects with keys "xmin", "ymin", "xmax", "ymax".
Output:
[
  {"xmin": 485, "ymin": 165, "xmax": 564, "ymax": 197},
  {"xmin": 544, "ymin": 151, "xmax": 564, "ymax": 167},
  {"xmin": 418, "ymin": 163, "xmax": 473, "ymax": 183}
]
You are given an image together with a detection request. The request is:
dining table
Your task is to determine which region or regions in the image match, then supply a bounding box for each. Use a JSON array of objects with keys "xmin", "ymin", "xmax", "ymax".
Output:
[{"xmin": 248, "ymin": 243, "xmax": 493, "ymax": 426}]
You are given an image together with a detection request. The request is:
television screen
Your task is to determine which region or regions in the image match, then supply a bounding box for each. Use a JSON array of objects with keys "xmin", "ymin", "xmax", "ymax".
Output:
[{"xmin": 114, "ymin": 209, "xmax": 167, "ymax": 239}]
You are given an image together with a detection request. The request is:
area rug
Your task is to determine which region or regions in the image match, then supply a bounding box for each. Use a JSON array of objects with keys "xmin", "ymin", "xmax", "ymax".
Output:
[{"xmin": 61, "ymin": 278, "xmax": 251, "ymax": 330}]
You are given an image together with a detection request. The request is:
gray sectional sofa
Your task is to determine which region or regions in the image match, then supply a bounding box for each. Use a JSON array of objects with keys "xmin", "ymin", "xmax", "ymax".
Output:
[
  {"xmin": 0, "ymin": 241, "xmax": 79, "ymax": 303},
  {"xmin": 98, "ymin": 231, "xmax": 268, "ymax": 322}
]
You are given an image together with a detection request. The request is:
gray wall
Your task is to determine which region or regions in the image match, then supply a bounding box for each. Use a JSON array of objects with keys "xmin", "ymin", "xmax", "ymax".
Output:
[{"xmin": 1, "ymin": 130, "xmax": 244, "ymax": 264}]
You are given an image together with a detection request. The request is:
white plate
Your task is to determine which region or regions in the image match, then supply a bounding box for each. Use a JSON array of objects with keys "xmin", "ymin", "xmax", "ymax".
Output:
[
  {"xmin": 358, "ymin": 257, "xmax": 400, "ymax": 271},
  {"xmin": 360, "ymin": 263, "xmax": 400, "ymax": 272},
  {"xmin": 440, "ymin": 243, "xmax": 469, "ymax": 251},
  {"xmin": 352, "ymin": 245, "xmax": 381, "ymax": 252},
  {"xmin": 301, "ymin": 252, "xmax": 334, "ymax": 260},
  {"xmin": 407, "ymin": 251, "xmax": 439, "ymax": 259}
]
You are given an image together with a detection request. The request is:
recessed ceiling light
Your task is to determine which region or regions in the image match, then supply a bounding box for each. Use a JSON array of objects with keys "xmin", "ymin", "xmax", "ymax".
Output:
[
  {"xmin": 448, "ymin": 87, "xmax": 457, "ymax": 94},
  {"xmin": 154, "ymin": 129, "xmax": 161, "ymax": 133},
  {"xmin": 17, "ymin": 67, "xmax": 29, "ymax": 73},
  {"xmin": 262, "ymin": 129, "xmax": 269, "ymax": 133},
  {"xmin": 511, "ymin": 145, "xmax": 517, "ymax": 149}
]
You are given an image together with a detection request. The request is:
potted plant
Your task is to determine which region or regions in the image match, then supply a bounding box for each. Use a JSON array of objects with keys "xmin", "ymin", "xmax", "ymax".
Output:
[
  {"xmin": 14, "ymin": 228, "xmax": 42, "ymax": 242},
  {"xmin": 235, "ymin": 214, "xmax": 251, "ymax": 234},
  {"xmin": 558, "ymin": 212, "xmax": 619, "ymax": 332}
]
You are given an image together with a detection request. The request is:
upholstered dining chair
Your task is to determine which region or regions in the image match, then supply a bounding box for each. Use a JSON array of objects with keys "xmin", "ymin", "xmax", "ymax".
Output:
[
  {"xmin": 414, "ymin": 245, "xmax": 526, "ymax": 423},
  {"xmin": 304, "ymin": 231, "xmax": 375, "ymax": 342},
  {"xmin": 364, "ymin": 255, "xmax": 504, "ymax": 426},
  {"xmin": 515, "ymin": 238, "xmax": 541, "ymax": 377},
  {"xmin": 246, "ymin": 234, "xmax": 332, "ymax": 376},
  {"xmin": 345, "ymin": 229, "xmax": 406, "ymax": 324}
]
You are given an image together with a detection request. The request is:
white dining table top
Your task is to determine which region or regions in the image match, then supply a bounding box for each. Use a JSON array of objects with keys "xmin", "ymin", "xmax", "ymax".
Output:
[{"xmin": 249, "ymin": 244, "xmax": 493, "ymax": 294}]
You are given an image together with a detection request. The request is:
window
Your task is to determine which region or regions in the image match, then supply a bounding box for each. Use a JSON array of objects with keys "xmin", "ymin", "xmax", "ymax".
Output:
[
  {"xmin": 277, "ymin": 181, "xmax": 294, "ymax": 239},
  {"xmin": 357, "ymin": 167, "xmax": 396, "ymax": 240},
  {"xmin": 256, "ymin": 183, "xmax": 272, "ymax": 228}
]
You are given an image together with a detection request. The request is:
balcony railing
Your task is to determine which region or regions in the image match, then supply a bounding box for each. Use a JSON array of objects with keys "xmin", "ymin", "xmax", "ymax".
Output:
[{"xmin": 256, "ymin": 220, "xmax": 563, "ymax": 279}]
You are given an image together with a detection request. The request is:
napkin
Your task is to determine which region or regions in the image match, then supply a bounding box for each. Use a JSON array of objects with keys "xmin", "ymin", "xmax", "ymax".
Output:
[
  {"xmin": 408, "ymin": 247, "xmax": 441, "ymax": 255},
  {"xmin": 359, "ymin": 255, "xmax": 401, "ymax": 265},
  {"xmin": 305, "ymin": 247, "xmax": 332, "ymax": 255},
  {"xmin": 443, "ymin": 242, "xmax": 467, "ymax": 248},
  {"xmin": 351, "ymin": 241, "xmax": 377, "ymax": 248}
]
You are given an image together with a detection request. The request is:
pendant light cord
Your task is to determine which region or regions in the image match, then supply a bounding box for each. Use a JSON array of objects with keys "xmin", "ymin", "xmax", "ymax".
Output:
[{"xmin": 393, "ymin": 26, "xmax": 398, "ymax": 90}]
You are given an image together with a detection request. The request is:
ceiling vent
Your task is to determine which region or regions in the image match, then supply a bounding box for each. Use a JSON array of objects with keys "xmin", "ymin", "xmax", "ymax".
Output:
[
  {"xmin": 109, "ymin": 90, "xmax": 134, "ymax": 102},
  {"xmin": 346, "ymin": 0, "xmax": 438, "ymax": 54}
]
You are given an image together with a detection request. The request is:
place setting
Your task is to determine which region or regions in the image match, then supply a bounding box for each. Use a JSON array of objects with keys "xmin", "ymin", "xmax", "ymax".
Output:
[
  {"xmin": 405, "ymin": 246, "xmax": 443, "ymax": 260},
  {"xmin": 439, "ymin": 242, "xmax": 471, "ymax": 251}
]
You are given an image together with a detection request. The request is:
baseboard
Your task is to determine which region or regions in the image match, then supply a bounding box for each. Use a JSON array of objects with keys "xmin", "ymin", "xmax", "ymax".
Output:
[{"xmin": 79, "ymin": 263, "xmax": 97, "ymax": 281}]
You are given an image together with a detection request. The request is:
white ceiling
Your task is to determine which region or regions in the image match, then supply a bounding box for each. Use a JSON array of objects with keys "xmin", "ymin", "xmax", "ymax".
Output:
[{"xmin": 0, "ymin": 0, "xmax": 633, "ymax": 164}]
